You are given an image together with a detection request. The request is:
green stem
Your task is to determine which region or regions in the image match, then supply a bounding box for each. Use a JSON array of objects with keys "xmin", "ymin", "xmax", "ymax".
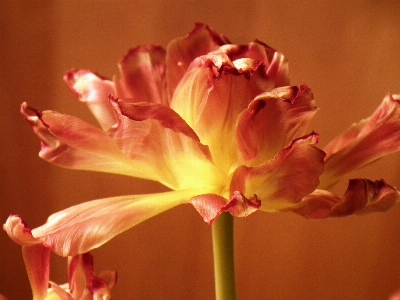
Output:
[{"xmin": 212, "ymin": 212, "xmax": 236, "ymax": 300}]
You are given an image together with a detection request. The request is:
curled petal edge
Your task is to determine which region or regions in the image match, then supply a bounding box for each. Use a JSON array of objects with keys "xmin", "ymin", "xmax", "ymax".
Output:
[
  {"xmin": 190, "ymin": 192, "xmax": 261, "ymax": 225},
  {"xmin": 291, "ymin": 179, "xmax": 400, "ymax": 219}
]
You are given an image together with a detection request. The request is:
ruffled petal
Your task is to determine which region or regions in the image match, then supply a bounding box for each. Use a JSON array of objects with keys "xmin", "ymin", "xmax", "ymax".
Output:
[
  {"xmin": 321, "ymin": 93, "xmax": 400, "ymax": 188},
  {"xmin": 190, "ymin": 194, "xmax": 227, "ymax": 224},
  {"xmin": 292, "ymin": 179, "xmax": 400, "ymax": 218},
  {"xmin": 64, "ymin": 70, "xmax": 116, "ymax": 131},
  {"xmin": 190, "ymin": 192, "xmax": 261, "ymax": 224},
  {"xmin": 115, "ymin": 45, "xmax": 168, "ymax": 106},
  {"xmin": 22, "ymin": 244, "xmax": 50, "ymax": 300},
  {"xmin": 230, "ymin": 133, "xmax": 326, "ymax": 211},
  {"xmin": 20, "ymin": 103, "xmax": 157, "ymax": 181},
  {"xmin": 110, "ymin": 96, "xmax": 225, "ymax": 190},
  {"xmin": 69, "ymin": 253, "xmax": 114, "ymax": 300},
  {"xmin": 3, "ymin": 215, "xmax": 39, "ymax": 246},
  {"xmin": 170, "ymin": 51, "xmax": 280, "ymax": 173},
  {"xmin": 217, "ymin": 41, "xmax": 289, "ymax": 87},
  {"xmin": 236, "ymin": 85, "xmax": 317, "ymax": 165},
  {"xmin": 166, "ymin": 23, "xmax": 229, "ymax": 100},
  {"xmin": 31, "ymin": 189, "xmax": 209, "ymax": 256}
]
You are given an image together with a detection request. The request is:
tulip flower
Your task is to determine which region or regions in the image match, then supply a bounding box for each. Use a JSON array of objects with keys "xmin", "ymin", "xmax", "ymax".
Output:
[
  {"xmin": 5, "ymin": 23, "xmax": 400, "ymax": 299},
  {"xmin": 4, "ymin": 216, "xmax": 116, "ymax": 300}
]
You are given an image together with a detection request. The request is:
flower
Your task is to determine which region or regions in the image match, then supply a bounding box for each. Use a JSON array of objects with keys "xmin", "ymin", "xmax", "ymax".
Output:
[
  {"xmin": 5, "ymin": 23, "xmax": 400, "ymax": 257},
  {"xmin": 3, "ymin": 216, "xmax": 116, "ymax": 300}
]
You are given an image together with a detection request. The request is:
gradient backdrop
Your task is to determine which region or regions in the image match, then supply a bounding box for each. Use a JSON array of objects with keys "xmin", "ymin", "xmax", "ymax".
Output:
[{"xmin": 1, "ymin": 1, "xmax": 400, "ymax": 299}]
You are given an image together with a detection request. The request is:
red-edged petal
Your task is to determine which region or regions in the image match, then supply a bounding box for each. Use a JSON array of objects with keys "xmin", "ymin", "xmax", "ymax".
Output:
[
  {"xmin": 293, "ymin": 179, "xmax": 400, "ymax": 218},
  {"xmin": 217, "ymin": 42, "xmax": 289, "ymax": 87},
  {"xmin": 110, "ymin": 96, "xmax": 224, "ymax": 190},
  {"xmin": 266, "ymin": 51, "xmax": 290, "ymax": 87},
  {"xmin": 166, "ymin": 23, "xmax": 229, "ymax": 100},
  {"xmin": 22, "ymin": 244, "xmax": 50, "ymax": 300},
  {"xmin": 230, "ymin": 133, "xmax": 325, "ymax": 211},
  {"xmin": 191, "ymin": 191, "xmax": 261, "ymax": 224},
  {"xmin": 190, "ymin": 194, "xmax": 227, "ymax": 224},
  {"xmin": 31, "ymin": 189, "xmax": 209, "ymax": 256},
  {"xmin": 64, "ymin": 69, "xmax": 116, "ymax": 131},
  {"xmin": 68, "ymin": 253, "xmax": 115, "ymax": 300},
  {"xmin": 20, "ymin": 103, "xmax": 157, "ymax": 181},
  {"xmin": 236, "ymin": 85, "xmax": 317, "ymax": 166},
  {"xmin": 321, "ymin": 93, "xmax": 400, "ymax": 188},
  {"xmin": 115, "ymin": 45, "xmax": 168, "ymax": 106},
  {"xmin": 223, "ymin": 191, "xmax": 261, "ymax": 218},
  {"xmin": 3, "ymin": 215, "xmax": 39, "ymax": 246},
  {"xmin": 170, "ymin": 52, "xmax": 279, "ymax": 173}
]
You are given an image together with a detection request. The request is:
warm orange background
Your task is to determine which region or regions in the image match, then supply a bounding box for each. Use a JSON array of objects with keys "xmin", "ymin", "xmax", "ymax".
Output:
[{"xmin": 1, "ymin": 1, "xmax": 400, "ymax": 299}]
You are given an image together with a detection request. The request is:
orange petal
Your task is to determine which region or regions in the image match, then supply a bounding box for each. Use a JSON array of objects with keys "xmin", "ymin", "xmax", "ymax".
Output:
[
  {"xmin": 170, "ymin": 50, "xmax": 284, "ymax": 173},
  {"xmin": 231, "ymin": 133, "xmax": 325, "ymax": 211},
  {"xmin": 116, "ymin": 45, "xmax": 168, "ymax": 105},
  {"xmin": 31, "ymin": 189, "xmax": 208, "ymax": 256},
  {"xmin": 236, "ymin": 85, "xmax": 317, "ymax": 166},
  {"xmin": 166, "ymin": 23, "xmax": 229, "ymax": 101},
  {"xmin": 110, "ymin": 96, "xmax": 224, "ymax": 190},
  {"xmin": 293, "ymin": 179, "xmax": 400, "ymax": 218},
  {"xmin": 22, "ymin": 245, "xmax": 50, "ymax": 300},
  {"xmin": 321, "ymin": 93, "xmax": 400, "ymax": 188},
  {"xmin": 190, "ymin": 192, "xmax": 261, "ymax": 224},
  {"xmin": 64, "ymin": 69, "xmax": 116, "ymax": 131},
  {"xmin": 20, "ymin": 103, "xmax": 157, "ymax": 181}
]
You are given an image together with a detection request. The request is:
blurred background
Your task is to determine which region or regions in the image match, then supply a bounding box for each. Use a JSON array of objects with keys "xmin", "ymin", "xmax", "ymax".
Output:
[{"xmin": 1, "ymin": 1, "xmax": 400, "ymax": 299}]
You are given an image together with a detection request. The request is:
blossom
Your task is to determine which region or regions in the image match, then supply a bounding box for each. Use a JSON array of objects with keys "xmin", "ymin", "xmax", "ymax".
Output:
[
  {"xmin": 5, "ymin": 23, "xmax": 400, "ymax": 257},
  {"xmin": 3, "ymin": 216, "xmax": 116, "ymax": 300}
]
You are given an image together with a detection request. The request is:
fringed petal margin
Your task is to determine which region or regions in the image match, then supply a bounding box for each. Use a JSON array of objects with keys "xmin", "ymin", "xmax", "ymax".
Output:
[
  {"xmin": 64, "ymin": 69, "xmax": 116, "ymax": 131},
  {"xmin": 320, "ymin": 93, "xmax": 400, "ymax": 189},
  {"xmin": 236, "ymin": 85, "xmax": 317, "ymax": 165},
  {"xmin": 292, "ymin": 179, "xmax": 400, "ymax": 219},
  {"xmin": 190, "ymin": 192, "xmax": 261, "ymax": 224},
  {"xmin": 5, "ymin": 189, "xmax": 209, "ymax": 257},
  {"xmin": 231, "ymin": 132, "xmax": 326, "ymax": 211},
  {"xmin": 170, "ymin": 49, "xmax": 284, "ymax": 173},
  {"xmin": 166, "ymin": 23, "xmax": 229, "ymax": 101}
]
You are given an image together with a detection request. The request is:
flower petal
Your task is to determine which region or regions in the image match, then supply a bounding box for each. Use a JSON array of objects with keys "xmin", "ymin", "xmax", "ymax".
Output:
[
  {"xmin": 47, "ymin": 283, "xmax": 74, "ymax": 300},
  {"xmin": 230, "ymin": 133, "xmax": 326, "ymax": 211},
  {"xmin": 64, "ymin": 69, "xmax": 116, "ymax": 131},
  {"xmin": 190, "ymin": 194, "xmax": 227, "ymax": 224},
  {"xmin": 30, "ymin": 189, "xmax": 209, "ymax": 256},
  {"xmin": 217, "ymin": 41, "xmax": 289, "ymax": 87},
  {"xmin": 110, "ymin": 96, "xmax": 225, "ymax": 190},
  {"xmin": 115, "ymin": 45, "xmax": 168, "ymax": 106},
  {"xmin": 3, "ymin": 215, "xmax": 39, "ymax": 246},
  {"xmin": 69, "ymin": 253, "xmax": 115, "ymax": 300},
  {"xmin": 190, "ymin": 192, "xmax": 261, "ymax": 224},
  {"xmin": 236, "ymin": 85, "xmax": 317, "ymax": 165},
  {"xmin": 321, "ymin": 93, "xmax": 400, "ymax": 188},
  {"xmin": 170, "ymin": 51, "xmax": 281, "ymax": 173},
  {"xmin": 292, "ymin": 179, "xmax": 400, "ymax": 218},
  {"xmin": 22, "ymin": 244, "xmax": 50, "ymax": 300},
  {"xmin": 20, "ymin": 103, "xmax": 157, "ymax": 181},
  {"xmin": 166, "ymin": 23, "xmax": 229, "ymax": 100}
]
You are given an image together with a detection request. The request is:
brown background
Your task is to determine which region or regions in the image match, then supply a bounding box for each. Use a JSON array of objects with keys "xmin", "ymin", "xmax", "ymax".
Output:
[{"xmin": 1, "ymin": 1, "xmax": 400, "ymax": 299}]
